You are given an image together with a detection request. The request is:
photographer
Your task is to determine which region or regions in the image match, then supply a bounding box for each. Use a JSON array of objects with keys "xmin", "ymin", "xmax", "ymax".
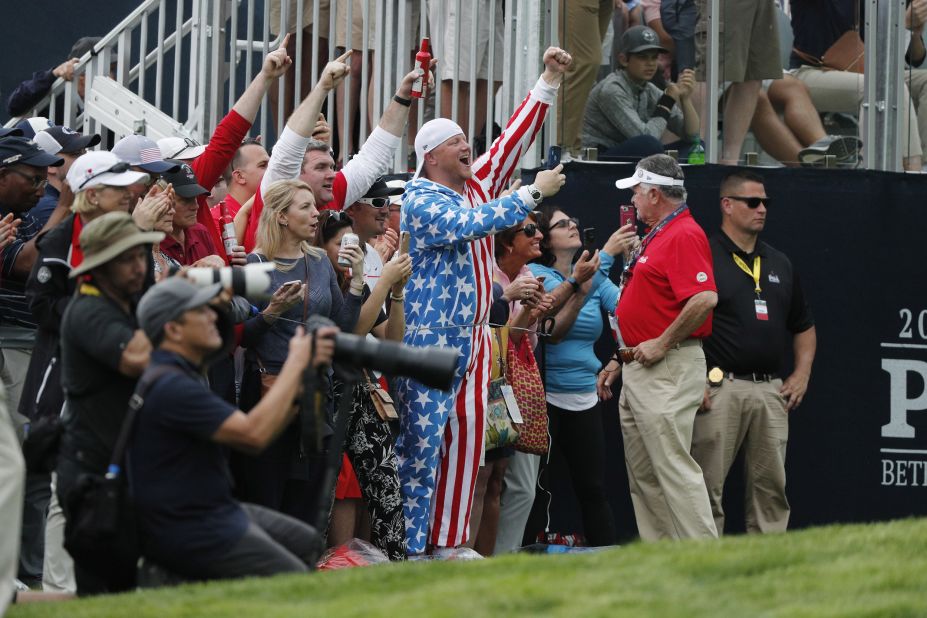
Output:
[
  {"xmin": 233, "ymin": 178, "xmax": 362, "ymax": 524},
  {"xmin": 129, "ymin": 277, "xmax": 336, "ymax": 580},
  {"xmin": 56, "ymin": 212, "xmax": 163, "ymax": 594}
]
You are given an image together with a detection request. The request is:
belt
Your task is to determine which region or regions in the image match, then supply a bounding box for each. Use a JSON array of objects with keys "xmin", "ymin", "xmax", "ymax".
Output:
[{"xmin": 728, "ymin": 372, "xmax": 778, "ymax": 383}]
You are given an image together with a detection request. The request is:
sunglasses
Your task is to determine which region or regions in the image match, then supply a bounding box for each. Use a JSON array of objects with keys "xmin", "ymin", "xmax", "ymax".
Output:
[
  {"xmin": 322, "ymin": 209, "xmax": 353, "ymax": 226},
  {"xmin": 166, "ymin": 137, "xmax": 201, "ymax": 159},
  {"xmin": 357, "ymin": 196, "xmax": 391, "ymax": 208},
  {"xmin": 550, "ymin": 217, "xmax": 579, "ymax": 230},
  {"xmin": 79, "ymin": 161, "xmax": 131, "ymax": 190},
  {"xmin": 514, "ymin": 223, "xmax": 539, "ymax": 237},
  {"xmin": 724, "ymin": 196, "xmax": 770, "ymax": 209},
  {"xmin": 6, "ymin": 168, "xmax": 48, "ymax": 190}
]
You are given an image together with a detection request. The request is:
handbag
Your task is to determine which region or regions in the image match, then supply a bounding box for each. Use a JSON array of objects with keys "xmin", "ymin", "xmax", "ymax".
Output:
[
  {"xmin": 506, "ymin": 334, "xmax": 549, "ymax": 456},
  {"xmin": 484, "ymin": 327, "xmax": 519, "ymax": 451},
  {"xmin": 63, "ymin": 364, "xmax": 180, "ymax": 591},
  {"xmin": 365, "ymin": 371, "xmax": 398, "ymax": 421},
  {"xmin": 794, "ymin": 30, "xmax": 864, "ymax": 73}
]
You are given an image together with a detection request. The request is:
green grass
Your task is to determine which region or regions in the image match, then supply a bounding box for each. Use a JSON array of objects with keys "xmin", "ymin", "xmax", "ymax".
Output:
[{"xmin": 11, "ymin": 518, "xmax": 927, "ymax": 617}]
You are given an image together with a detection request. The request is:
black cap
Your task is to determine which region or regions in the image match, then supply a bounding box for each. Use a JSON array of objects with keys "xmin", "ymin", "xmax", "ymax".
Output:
[
  {"xmin": 0, "ymin": 127, "xmax": 23, "ymax": 139},
  {"xmin": 161, "ymin": 160, "xmax": 208, "ymax": 198},
  {"xmin": 362, "ymin": 177, "xmax": 405, "ymax": 199},
  {"xmin": 69, "ymin": 36, "xmax": 101, "ymax": 60},
  {"xmin": 0, "ymin": 136, "xmax": 64, "ymax": 168},
  {"xmin": 619, "ymin": 26, "xmax": 668, "ymax": 55},
  {"xmin": 42, "ymin": 126, "xmax": 101, "ymax": 154}
]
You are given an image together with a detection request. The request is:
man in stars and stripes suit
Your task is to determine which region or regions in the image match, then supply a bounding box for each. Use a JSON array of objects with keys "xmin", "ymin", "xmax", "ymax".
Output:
[{"xmin": 395, "ymin": 47, "xmax": 572, "ymax": 557}]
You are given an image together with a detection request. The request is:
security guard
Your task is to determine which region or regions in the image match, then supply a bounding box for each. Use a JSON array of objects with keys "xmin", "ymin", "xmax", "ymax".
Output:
[{"xmin": 691, "ymin": 169, "xmax": 816, "ymax": 534}]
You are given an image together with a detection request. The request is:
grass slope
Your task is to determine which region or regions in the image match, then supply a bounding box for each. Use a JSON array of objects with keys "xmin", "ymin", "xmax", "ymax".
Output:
[{"xmin": 11, "ymin": 518, "xmax": 927, "ymax": 618}]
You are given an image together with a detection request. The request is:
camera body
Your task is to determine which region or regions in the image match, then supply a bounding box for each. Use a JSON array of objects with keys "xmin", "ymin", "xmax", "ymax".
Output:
[{"xmin": 184, "ymin": 261, "xmax": 276, "ymax": 300}]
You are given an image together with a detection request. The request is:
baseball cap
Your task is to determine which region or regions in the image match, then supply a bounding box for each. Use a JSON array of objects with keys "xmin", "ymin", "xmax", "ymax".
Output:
[
  {"xmin": 615, "ymin": 165, "xmax": 685, "ymax": 189},
  {"xmin": 15, "ymin": 117, "xmax": 53, "ymax": 139},
  {"xmin": 158, "ymin": 136, "xmax": 207, "ymax": 161},
  {"xmin": 137, "ymin": 277, "xmax": 223, "ymax": 345},
  {"xmin": 0, "ymin": 136, "xmax": 65, "ymax": 168},
  {"xmin": 69, "ymin": 36, "xmax": 101, "ymax": 60},
  {"xmin": 619, "ymin": 26, "xmax": 668, "ymax": 55},
  {"xmin": 33, "ymin": 125, "xmax": 101, "ymax": 156},
  {"xmin": 69, "ymin": 211, "xmax": 164, "ymax": 277},
  {"xmin": 0, "ymin": 127, "xmax": 23, "ymax": 138},
  {"xmin": 113, "ymin": 134, "xmax": 182, "ymax": 174},
  {"xmin": 161, "ymin": 160, "xmax": 208, "ymax": 198},
  {"xmin": 413, "ymin": 118, "xmax": 465, "ymax": 179},
  {"xmin": 66, "ymin": 150, "xmax": 150, "ymax": 192}
]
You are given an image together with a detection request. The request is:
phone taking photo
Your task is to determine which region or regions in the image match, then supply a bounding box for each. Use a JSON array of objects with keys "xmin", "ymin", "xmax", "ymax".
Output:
[
  {"xmin": 398, "ymin": 231, "xmax": 411, "ymax": 255},
  {"xmin": 582, "ymin": 227, "xmax": 596, "ymax": 251},
  {"xmin": 547, "ymin": 145, "xmax": 562, "ymax": 169},
  {"xmin": 620, "ymin": 205, "xmax": 637, "ymax": 230}
]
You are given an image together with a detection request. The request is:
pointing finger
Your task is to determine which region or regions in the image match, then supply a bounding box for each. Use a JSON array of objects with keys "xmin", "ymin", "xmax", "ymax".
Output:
[{"xmin": 336, "ymin": 49, "xmax": 353, "ymax": 64}]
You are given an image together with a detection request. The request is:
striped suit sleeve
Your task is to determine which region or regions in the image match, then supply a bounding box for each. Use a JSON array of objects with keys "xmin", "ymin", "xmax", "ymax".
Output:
[{"xmin": 470, "ymin": 76, "xmax": 558, "ymax": 201}]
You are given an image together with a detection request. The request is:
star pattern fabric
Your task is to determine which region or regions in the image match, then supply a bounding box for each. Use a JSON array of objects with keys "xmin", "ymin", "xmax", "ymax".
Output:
[{"xmin": 394, "ymin": 77, "xmax": 556, "ymax": 554}]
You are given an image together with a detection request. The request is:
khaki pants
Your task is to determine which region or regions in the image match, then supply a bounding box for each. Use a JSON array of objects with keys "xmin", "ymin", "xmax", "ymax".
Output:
[
  {"xmin": 691, "ymin": 377, "xmax": 790, "ymax": 534},
  {"xmin": 558, "ymin": 0, "xmax": 614, "ymax": 153},
  {"xmin": 619, "ymin": 341, "xmax": 718, "ymax": 541},
  {"xmin": 0, "ymin": 382, "xmax": 25, "ymax": 615}
]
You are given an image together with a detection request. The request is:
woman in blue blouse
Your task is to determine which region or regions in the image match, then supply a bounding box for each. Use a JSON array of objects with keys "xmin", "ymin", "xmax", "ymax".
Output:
[{"xmin": 524, "ymin": 204, "xmax": 636, "ymax": 546}]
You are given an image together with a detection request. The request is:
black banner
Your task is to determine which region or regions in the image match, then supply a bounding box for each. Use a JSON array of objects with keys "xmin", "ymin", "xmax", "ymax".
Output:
[{"xmin": 524, "ymin": 162, "xmax": 927, "ymax": 539}]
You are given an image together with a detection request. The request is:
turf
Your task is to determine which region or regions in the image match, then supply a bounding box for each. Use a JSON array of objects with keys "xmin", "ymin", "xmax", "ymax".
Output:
[{"xmin": 10, "ymin": 518, "xmax": 927, "ymax": 617}]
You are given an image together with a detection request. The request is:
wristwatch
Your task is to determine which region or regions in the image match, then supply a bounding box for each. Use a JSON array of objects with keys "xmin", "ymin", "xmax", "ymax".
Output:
[{"xmin": 526, "ymin": 184, "xmax": 543, "ymax": 205}]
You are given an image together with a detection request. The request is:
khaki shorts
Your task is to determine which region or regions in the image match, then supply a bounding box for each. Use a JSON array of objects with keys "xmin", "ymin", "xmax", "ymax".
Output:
[
  {"xmin": 335, "ymin": 0, "xmax": 377, "ymax": 50},
  {"xmin": 695, "ymin": 0, "xmax": 782, "ymax": 82},
  {"xmin": 428, "ymin": 0, "xmax": 504, "ymax": 82},
  {"xmin": 269, "ymin": 0, "xmax": 331, "ymax": 37}
]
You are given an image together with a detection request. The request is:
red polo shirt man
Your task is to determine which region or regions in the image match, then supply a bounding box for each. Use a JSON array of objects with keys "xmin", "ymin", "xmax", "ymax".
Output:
[{"xmin": 608, "ymin": 154, "xmax": 718, "ymax": 541}]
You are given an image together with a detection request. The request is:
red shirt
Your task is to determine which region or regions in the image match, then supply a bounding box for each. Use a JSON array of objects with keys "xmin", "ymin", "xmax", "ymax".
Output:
[
  {"xmin": 159, "ymin": 224, "xmax": 216, "ymax": 266},
  {"xmin": 191, "ymin": 110, "xmax": 253, "ymax": 263},
  {"xmin": 615, "ymin": 209, "xmax": 716, "ymax": 347}
]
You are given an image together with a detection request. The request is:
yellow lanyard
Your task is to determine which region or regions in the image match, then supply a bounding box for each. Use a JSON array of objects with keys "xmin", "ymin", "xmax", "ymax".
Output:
[{"xmin": 731, "ymin": 254, "xmax": 762, "ymax": 295}]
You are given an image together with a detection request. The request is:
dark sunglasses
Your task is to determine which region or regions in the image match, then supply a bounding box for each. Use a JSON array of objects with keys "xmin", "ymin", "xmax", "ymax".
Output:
[
  {"xmin": 78, "ymin": 161, "xmax": 131, "ymax": 190},
  {"xmin": 322, "ymin": 209, "xmax": 353, "ymax": 226},
  {"xmin": 550, "ymin": 217, "xmax": 579, "ymax": 230},
  {"xmin": 724, "ymin": 195, "xmax": 770, "ymax": 209},
  {"xmin": 357, "ymin": 196, "xmax": 391, "ymax": 208},
  {"xmin": 514, "ymin": 223, "xmax": 539, "ymax": 237}
]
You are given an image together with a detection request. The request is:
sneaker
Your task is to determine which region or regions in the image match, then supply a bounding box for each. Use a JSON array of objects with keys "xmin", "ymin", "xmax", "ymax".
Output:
[
  {"xmin": 431, "ymin": 546, "xmax": 484, "ymax": 561},
  {"xmin": 798, "ymin": 135, "xmax": 862, "ymax": 167}
]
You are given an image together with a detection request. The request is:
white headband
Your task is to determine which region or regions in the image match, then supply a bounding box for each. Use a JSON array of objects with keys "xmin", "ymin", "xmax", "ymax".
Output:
[{"xmin": 615, "ymin": 167, "xmax": 685, "ymax": 189}]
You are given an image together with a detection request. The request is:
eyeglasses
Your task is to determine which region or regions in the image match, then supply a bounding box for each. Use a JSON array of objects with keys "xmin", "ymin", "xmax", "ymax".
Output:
[
  {"xmin": 78, "ymin": 161, "xmax": 130, "ymax": 190},
  {"xmin": 549, "ymin": 217, "xmax": 579, "ymax": 230},
  {"xmin": 6, "ymin": 168, "xmax": 48, "ymax": 190},
  {"xmin": 724, "ymin": 196, "xmax": 770, "ymax": 209},
  {"xmin": 514, "ymin": 223, "xmax": 539, "ymax": 237},
  {"xmin": 356, "ymin": 197, "xmax": 391, "ymax": 208}
]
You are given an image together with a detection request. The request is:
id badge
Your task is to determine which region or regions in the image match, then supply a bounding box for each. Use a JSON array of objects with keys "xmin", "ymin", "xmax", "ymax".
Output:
[
  {"xmin": 755, "ymin": 299, "xmax": 769, "ymax": 321},
  {"xmin": 500, "ymin": 385, "xmax": 523, "ymax": 423}
]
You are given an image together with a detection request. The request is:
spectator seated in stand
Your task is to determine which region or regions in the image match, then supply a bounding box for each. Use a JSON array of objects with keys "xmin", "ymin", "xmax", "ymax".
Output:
[{"xmin": 582, "ymin": 26, "xmax": 700, "ymax": 160}]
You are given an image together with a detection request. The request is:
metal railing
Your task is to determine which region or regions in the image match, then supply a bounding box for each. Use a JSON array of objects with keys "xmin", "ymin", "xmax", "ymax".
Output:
[{"xmin": 4, "ymin": 0, "xmax": 911, "ymax": 173}]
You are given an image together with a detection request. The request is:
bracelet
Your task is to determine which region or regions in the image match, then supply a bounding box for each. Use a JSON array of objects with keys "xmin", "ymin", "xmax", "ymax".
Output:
[
  {"xmin": 349, "ymin": 283, "xmax": 364, "ymax": 295},
  {"xmin": 390, "ymin": 293, "xmax": 405, "ymax": 302},
  {"xmin": 393, "ymin": 94, "xmax": 412, "ymax": 107}
]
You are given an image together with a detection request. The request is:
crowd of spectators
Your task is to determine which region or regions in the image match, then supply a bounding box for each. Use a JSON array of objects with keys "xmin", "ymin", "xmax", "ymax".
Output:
[{"xmin": 6, "ymin": 0, "xmax": 895, "ymax": 610}]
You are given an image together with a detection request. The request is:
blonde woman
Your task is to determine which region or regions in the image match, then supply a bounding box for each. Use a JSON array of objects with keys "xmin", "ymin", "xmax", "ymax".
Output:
[{"xmin": 235, "ymin": 178, "xmax": 364, "ymax": 524}]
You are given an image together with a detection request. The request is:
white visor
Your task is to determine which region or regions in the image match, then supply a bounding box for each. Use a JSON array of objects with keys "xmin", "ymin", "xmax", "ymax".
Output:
[{"xmin": 615, "ymin": 167, "xmax": 685, "ymax": 189}]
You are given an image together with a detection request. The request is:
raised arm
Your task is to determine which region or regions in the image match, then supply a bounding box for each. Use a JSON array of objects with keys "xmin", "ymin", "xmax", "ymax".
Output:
[{"xmin": 470, "ymin": 47, "xmax": 572, "ymax": 199}]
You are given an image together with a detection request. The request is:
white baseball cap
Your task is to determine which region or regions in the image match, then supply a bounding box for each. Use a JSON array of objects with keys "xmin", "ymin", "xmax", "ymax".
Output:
[
  {"xmin": 113, "ymin": 134, "xmax": 182, "ymax": 174},
  {"xmin": 615, "ymin": 166, "xmax": 685, "ymax": 189},
  {"xmin": 385, "ymin": 178, "xmax": 407, "ymax": 205},
  {"xmin": 66, "ymin": 150, "xmax": 150, "ymax": 193},
  {"xmin": 413, "ymin": 118, "xmax": 465, "ymax": 179},
  {"xmin": 157, "ymin": 136, "xmax": 207, "ymax": 161}
]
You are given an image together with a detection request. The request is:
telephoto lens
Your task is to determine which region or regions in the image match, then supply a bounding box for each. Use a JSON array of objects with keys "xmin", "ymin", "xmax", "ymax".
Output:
[{"xmin": 184, "ymin": 261, "xmax": 276, "ymax": 300}]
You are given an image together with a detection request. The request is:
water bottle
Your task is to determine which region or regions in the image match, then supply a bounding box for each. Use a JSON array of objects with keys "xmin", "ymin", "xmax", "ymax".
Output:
[{"xmin": 688, "ymin": 138, "xmax": 706, "ymax": 165}]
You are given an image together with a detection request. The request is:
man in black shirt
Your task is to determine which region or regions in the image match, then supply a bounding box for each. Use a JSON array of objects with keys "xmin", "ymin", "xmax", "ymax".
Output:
[
  {"xmin": 691, "ymin": 170, "xmax": 816, "ymax": 535},
  {"xmin": 130, "ymin": 278, "xmax": 336, "ymax": 580},
  {"xmin": 57, "ymin": 212, "xmax": 162, "ymax": 593}
]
